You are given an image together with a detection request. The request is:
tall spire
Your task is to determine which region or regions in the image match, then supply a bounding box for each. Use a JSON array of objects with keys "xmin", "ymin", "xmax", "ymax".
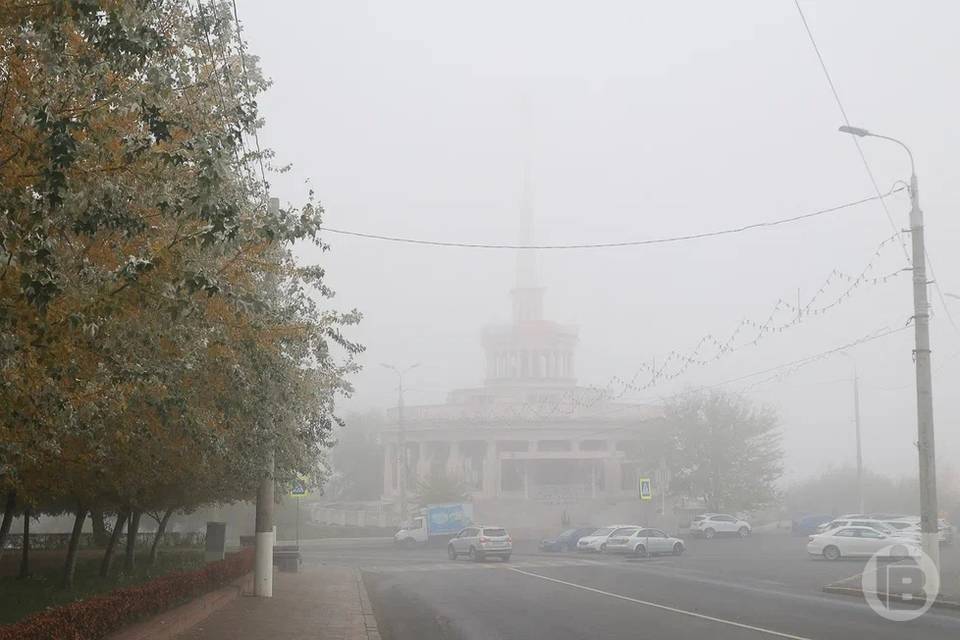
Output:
[
  {"xmin": 515, "ymin": 155, "xmax": 537, "ymax": 289},
  {"xmin": 511, "ymin": 146, "xmax": 544, "ymax": 324}
]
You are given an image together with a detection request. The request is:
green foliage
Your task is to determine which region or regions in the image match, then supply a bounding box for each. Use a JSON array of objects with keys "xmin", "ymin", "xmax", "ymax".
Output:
[
  {"xmin": 784, "ymin": 466, "xmax": 960, "ymax": 518},
  {"xmin": 328, "ymin": 412, "xmax": 385, "ymax": 501},
  {"xmin": 664, "ymin": 389, "xmax": 783, "ymax": 512},
  {"xmin": 0, "ymin": 549, "xmax": 251, "ymax": 638},
  {"xmin": 0, "ymin": 0, "xmax": 362, "ymax": 574}
]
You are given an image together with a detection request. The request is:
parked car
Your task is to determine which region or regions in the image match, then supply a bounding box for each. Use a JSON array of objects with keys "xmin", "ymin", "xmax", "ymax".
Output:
[
  {"xmin": 576, "ymin": 524, "xmax": 635, "ymax": 552},
  {"xmin": 791, "ymin": 514, "xmax": 833, "ymax": 536},
  {"xmin": 539, "ymin": 527, "xmax": 598, "ymax": 552},
  {"xmin": 448, "ymin": 525, "xmax": 512, "ymax": 562},
  {"xmin": 807, "ymin": 526, "xmax": 920, "ymax": 560},
  {"xmin": 885, "ymin": 517, "xmax": 954, "ymax": 545},
  {"xmin": 689, "ymin": 513, "xmax": 752, "ymax": 539},
  {"xmin": 816, "ymin": 518, "xmax": 920, "ymax": 543},
  {"xmin": 603, "ymin": 526, "xmax": 643, "ymax": 554},
  {"xmin": 867, "ymin": 513, "xmax": 909, "ymax": 521},
  {"xmin": 622, "ymin": 528, "xmax": 686, "ymax": 557},
  {"xmin": 812, "ymin": 513, "xmax": 869, "ymax": 529}
]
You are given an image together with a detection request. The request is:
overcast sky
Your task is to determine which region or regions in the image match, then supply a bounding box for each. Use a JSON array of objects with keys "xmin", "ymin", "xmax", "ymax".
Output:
[{"xmin": 235, "ymin": 1, "xmax": 960, "ymax": 484}]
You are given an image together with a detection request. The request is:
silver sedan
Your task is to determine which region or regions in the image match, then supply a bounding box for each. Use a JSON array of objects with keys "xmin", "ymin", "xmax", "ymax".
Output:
[{"xmin": 622, "ymin": 528, "xmax": 686, "ymax": 557}]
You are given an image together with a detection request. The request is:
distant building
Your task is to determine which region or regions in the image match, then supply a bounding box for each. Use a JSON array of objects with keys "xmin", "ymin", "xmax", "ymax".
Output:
[{"xmin": 382, "ymin": 192, "xmax": 665, "ymax": 532}]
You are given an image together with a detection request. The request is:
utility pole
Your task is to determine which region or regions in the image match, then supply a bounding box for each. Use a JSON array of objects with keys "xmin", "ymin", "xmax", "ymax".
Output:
[
  {"xmin": 838, "ymin": 350, "xmax": 864, "ymax": 514},
  {"xmin": 839, "ymin": 126, "xmax": 939, "ymax": 571},
  {"xmin": 254, "ymin": 196, "xmax": 281, "ymax": 598},
  {"xmin": 254, "ymin": 448, "xmax": 275, "ymax": 597},
  {"xmin": 908, "ymin": 169, "xmax": 940, "ymax": 571},
  {"xmin": 852, "ymin": 367, "xmax": 864, "ymax": 515},
  {"xmin": 382, "ymin": 363, "xmax": 419, "ymax": 522}
]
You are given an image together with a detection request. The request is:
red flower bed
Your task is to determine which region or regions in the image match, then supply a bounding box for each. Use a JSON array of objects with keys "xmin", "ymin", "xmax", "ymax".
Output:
[{"xmin": 0, "ymin": 548, "xmax": 254, "ymax": 640}]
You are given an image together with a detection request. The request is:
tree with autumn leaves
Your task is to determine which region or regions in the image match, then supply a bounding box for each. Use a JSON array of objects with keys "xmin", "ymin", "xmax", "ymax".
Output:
[{"xmin": 0, "ymin": 0, "xmax": 361, "ymax": 587}]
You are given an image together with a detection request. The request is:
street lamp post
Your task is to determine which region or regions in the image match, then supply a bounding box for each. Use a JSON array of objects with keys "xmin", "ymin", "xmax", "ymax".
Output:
[
  {"xmin": 382, "ymin": 363, "xmax": 420, "ymax": 523},
  {"xmin": 837, "ymin": 351, "xmax": 864, "ymax": 515},
  {"xmin": 839, "ymin": 126, "xmax": 939, "ymax": 570}
]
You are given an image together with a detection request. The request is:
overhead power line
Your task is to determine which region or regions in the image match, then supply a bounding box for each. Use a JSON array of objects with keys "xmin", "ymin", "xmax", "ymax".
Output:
[
  {"xmin": 320, "ymin": 187, "xmax": 902, "ymax": 250},
  {"xmin": 793, "ymin": 1, "xmax": 960, "ymax": 341},
  {"xmin": 230, "ymin": 0, "xmax": 269, "ymax": 196},
  {"xmin": 573, "ymin": 325, "xmax": 911, "ymax": 439},
  {"xmin": 792, "ymin": 0, "xmax": 909, "ymax": 263},
  {"xmin": 609, "ymin": 231, "xmax": 909, "ymax": 396}
]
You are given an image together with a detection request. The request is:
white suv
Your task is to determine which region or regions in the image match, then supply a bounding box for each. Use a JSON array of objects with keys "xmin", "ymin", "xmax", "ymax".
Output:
[
  {"xmin": 448, "ymin": 525, "xmax": 512, "ymax": 562},
  {"xmin": 690, "ymin": 513, "xmax": 751, "ymax": 539}
]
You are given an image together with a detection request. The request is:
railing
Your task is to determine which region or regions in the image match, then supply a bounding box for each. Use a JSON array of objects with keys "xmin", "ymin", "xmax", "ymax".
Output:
[
  {"xmin": 530, "ymin": 484, "xmax": 591, "ymax": 504},
  {"xmin": 0, "ymin": 531, "xmax": 205, "ymax": 550},
  {"xmin": 311, "ymin": 507, "xmax": 401, "ymax": 528}
]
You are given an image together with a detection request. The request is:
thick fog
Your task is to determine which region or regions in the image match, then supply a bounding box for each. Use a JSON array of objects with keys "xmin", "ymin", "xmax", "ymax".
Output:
[{"xmin": 235, "ymin": 1, "xmax": 960, "ymax": 483}]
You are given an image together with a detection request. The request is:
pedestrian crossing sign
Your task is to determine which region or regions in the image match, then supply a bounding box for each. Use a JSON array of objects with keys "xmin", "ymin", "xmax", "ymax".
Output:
[
  {"xmin": 639, "ymin": 478, "xmax": 652, "ymax": 501},
  {"xmin": 291, "ymin": 480, "xmax": 307, "ymax": 497}
]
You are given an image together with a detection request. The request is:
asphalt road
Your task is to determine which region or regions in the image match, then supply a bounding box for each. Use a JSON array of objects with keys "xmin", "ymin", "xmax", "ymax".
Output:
[{"xmin": 302, "ymin": 535, "xmax": 960, "ymax": 640}]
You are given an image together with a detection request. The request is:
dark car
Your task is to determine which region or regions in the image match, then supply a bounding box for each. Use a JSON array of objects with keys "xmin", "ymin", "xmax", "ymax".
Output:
[
  {"xmin": 539, "ymin": 527, "xmax": 597, "ymax": 552},
  {"xmin": 791, "ymin": 514, "xmax": 833, "ymax": 536}
]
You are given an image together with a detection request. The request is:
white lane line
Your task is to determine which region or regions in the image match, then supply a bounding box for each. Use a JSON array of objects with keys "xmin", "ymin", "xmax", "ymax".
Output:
[{"xmin": 508, "ymin": 567, "xmax": 815, "ymax": 640}]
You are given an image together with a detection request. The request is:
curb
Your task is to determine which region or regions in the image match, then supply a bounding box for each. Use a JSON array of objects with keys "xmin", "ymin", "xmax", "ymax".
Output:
[
  {"xmin": 822, "ymin": 583, "xmax": 960, "ymax": 612},
  {"xmin": 356, "ymin": 569, "xmax": 383, "ymax": 640},
  {"xmin": 107, "ymin": 573, "xmax": 253, "ymax": 640}
]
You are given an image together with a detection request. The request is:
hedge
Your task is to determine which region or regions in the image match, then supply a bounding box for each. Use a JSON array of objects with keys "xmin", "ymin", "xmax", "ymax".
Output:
[{"xmin": 0, "ymin": 548, "xmax": 254, "ymax": 640}]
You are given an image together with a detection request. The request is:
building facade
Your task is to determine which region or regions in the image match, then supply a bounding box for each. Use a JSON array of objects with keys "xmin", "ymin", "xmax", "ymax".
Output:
[{"xmin": 382, "ymin": 265, "xmax": 665, "ymax": 530}]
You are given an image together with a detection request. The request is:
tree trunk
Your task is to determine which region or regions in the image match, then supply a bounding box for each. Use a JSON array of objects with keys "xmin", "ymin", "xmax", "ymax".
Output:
[
  {"xmin": 148, "ymin": 508, "xmax": 174, "ymax": 566},
  {"xmin": 0, "ymin": 490, "xmax": 15, "ymax": 563},
  {"xmin": 90, "ymin": 509, "xmax": 109, "ymax": 547},
  {"xmin": 100, "ymin": 510, "xmax": 128, "ymax": 578},
  {"xmin": 18, "ymin": 507, "xmax": 30, "ymax": 579},
  {"xmin": 62, "ymin": 505, "xmax": 88, "ymax": 588},
  {"xmin": 123, "ymin": 510, "xmax": 141, "ymax": 574}
]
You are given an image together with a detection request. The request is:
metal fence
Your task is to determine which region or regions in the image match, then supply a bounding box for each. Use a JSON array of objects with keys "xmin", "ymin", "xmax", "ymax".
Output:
[{"xmin": 1, "ymin": 531, "xmax": 206, "ymax": 551}]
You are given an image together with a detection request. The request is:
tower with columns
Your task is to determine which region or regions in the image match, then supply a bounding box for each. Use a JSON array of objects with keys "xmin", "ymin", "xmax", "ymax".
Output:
[{"xmin": 380, "ymin": 160, "xmax": 662, "ymax": 532}]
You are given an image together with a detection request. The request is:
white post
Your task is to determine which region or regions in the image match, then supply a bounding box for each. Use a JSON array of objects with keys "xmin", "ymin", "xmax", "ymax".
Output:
[{"xmin": 254, "ymin": 448, "xmax": 274, "ymax": 598}]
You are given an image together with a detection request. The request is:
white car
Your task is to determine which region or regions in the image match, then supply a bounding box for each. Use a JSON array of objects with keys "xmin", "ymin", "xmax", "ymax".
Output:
[
  {"xmin": 885, "ymin": 517, "xmax": 954, "ymax": 545},
  {"xmin": 603, "ymin": 526, "xmax": 644, "ymax": 554},
  {"xmin": 814, "ymin": 515, "xmax": 885, "ymax": 533},
  {"xmin": 690, "ymin": 513, "xmax": 752, "ymax": 539},
  {"xmin": 622, "ymin": 528, "xmax": 686, "ymax": 557},
  {"xmin": 448, "ymin": 525, "xmax": 512, "ymax": 562},
  {"xmin": 817, "ymin": 518, "xmax": 920, "ymax": 543},
  {"xmin": 807, "ymin": 526, "xmax": 920, "ymax": 560},
  {"xmin": 576, "ymin": 525, "xmax": 635, "ymax": 552}
]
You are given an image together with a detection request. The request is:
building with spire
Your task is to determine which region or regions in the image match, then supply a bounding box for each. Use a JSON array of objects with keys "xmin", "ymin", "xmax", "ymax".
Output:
[{"xmin": 381, "ymin": 177, "xmax": 664, "ymax": 532}]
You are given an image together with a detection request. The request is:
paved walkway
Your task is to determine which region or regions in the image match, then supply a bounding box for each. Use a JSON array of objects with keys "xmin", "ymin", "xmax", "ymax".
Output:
[{"xmin": 176, "ymin": 567, "xmax": 380, "ymax": 640}]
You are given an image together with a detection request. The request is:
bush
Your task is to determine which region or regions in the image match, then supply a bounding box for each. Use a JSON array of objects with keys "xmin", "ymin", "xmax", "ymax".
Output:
[{"xmin": 0, "ymin": 548, "xmax": 253, "ymax": 640}]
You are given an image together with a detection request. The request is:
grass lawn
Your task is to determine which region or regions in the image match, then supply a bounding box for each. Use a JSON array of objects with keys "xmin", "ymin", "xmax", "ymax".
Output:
[{"xmin": 0, "ymin": 547, "xmax": 204, "ymax": 625}]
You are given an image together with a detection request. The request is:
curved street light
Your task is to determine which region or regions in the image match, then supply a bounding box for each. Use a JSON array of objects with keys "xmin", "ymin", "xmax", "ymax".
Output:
[{"xmin": 838, "ymin": 125, "xmax": 939, "ymax": 570}]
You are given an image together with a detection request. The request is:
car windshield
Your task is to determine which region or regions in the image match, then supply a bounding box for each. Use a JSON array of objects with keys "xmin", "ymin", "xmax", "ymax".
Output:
[
  {"xmin": 483, "ymin": 528, "xmax": 507, "ymax": 537},
  {"xmin": 558, "ymin": 529, "xmax": 577, "ymax": 537},
  {"xmin": 591, "ymin": 528, "xmax": 615, "ymax": 536}
]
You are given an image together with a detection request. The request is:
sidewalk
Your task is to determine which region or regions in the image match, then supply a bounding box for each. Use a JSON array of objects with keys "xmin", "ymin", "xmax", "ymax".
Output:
[{"xmin": 175, "ymin": 567, "xmax": 380, "ymax": 640}]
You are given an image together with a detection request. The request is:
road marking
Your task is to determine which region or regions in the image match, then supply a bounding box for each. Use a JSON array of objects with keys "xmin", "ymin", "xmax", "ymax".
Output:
[
  {"xmin": 358, "ymin": 557, "xmax": 613, "ymax": 574},
  {"xmin": 508, "ymin": 567, "xmax": 815, "ymax": 640}
]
